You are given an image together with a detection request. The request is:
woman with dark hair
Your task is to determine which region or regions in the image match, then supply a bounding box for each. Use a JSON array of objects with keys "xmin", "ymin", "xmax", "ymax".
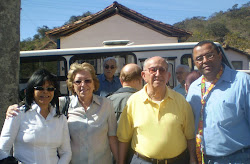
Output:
[{"xmin": 0, "ymin": 69, "xmax": 72, "ymax": 164}]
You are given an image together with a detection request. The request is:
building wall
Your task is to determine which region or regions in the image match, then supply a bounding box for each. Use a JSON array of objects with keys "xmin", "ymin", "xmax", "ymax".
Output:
[
  {"xmin": 224, "ymin": 49, "xmax": 250, "ymax": 70},
  {"xmin": 60, "ymin": 15, "xmax": 178, "ymax": 48}
]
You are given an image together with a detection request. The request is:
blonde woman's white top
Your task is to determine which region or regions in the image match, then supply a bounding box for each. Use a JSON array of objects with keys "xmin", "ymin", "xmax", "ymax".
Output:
[{"xmin": 60, "ymin": 95, "xmax": 117, "ymax": 164}]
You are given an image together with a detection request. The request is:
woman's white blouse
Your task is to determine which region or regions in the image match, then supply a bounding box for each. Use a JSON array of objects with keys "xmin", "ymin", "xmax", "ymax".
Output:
[
  {"xmin": 0, "ymin": 103, "xmax": 72, "ymax": 164},
  {"xmin": 59, "ymin": 95, "xmax": 117, "ymax": 164}
]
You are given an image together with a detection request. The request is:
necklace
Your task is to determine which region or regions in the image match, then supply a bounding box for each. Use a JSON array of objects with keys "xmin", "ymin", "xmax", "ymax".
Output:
[{"xmin": 196, "ymin": 66, "xmax": 223, "ymax": 164}]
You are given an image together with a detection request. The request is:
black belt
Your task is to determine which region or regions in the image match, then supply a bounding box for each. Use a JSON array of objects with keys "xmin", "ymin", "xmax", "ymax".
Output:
[{"xmin": 134, "ymin": 149, "xmax": 188, "ymax": 164}]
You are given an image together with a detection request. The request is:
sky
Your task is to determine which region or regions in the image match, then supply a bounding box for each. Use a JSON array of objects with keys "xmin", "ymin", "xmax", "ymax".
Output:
[{"xmin": 20, "ymin": 0, "xmax": 249, "ymax": 41}]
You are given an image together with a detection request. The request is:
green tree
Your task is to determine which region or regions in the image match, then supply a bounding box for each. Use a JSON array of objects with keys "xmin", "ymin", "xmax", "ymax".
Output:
[
  {"xmin": 64, "ymin": 11, "xmax": 92, "ymax": 25},
  {"xmin": 21, "ymin": 11, "xmax": 93, "ymax": 50},
  {"xmin": 224, "ymin": 33, "xmax": 250, "ymax": 51},
  {"xmin": 229, "ymin": 4, "xmax": 239, "ymax": 11},
  {"xmin": 206, "ymin": 22, "xmax": 229, "ymax": 38},
  {"xmin": 37, "ymin": 25, "xmax": 50, "ymax": 39},
  {"xmin": 174, "ymin": 2, "xmax": 250, "ymax": 52}
]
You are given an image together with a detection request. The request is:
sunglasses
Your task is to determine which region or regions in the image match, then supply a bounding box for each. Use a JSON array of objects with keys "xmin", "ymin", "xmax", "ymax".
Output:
[
  {"xmin": 104, "ymin": 65, "xmax": 116, "ymax": 69},
  {"xmin": 147, "ymin": 67, "xmax": 167, "ymax": 74},
  {"xmin": 73, "ymin": 79, "xmax": 93, "ymax": 85},
  {"xmin": 34, "ymin": 86, "xmax": 56, "ymax": 91}
]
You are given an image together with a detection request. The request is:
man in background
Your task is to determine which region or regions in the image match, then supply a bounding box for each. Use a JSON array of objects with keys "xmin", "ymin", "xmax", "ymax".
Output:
[
  {"xmin": 108, "ymin": 63, "xmax": 142, "ymax": 121},
  {"xmin": 173, "ymin": 64, "xmax": 190, "ymax": 97},
  {"xmin": 184, "ymin": 70, "xmax": 201, "ymax": 93},
  {"xmin": 96, "ymin": 57, "xmax": 122, "ymax": 97},
  {"xmin": 108, "ymin": 63, "xmax": 142, "ymax": 164}
]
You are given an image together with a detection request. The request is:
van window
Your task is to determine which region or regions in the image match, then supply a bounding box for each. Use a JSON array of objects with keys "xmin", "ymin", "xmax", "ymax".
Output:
[
  {"xmin": 69, "ymin": 52, "xmax": 136, "ymax": 76},
  {"xmin": 181, "ymin": 54, "xmax": 193, "ymax": 70},
  {"xmin": 20, "ymin": 56, "xmax": 67, "ymax": 95}
]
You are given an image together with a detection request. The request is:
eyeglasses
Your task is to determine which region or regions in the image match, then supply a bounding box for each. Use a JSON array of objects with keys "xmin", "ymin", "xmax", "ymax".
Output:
[
  {"xmin": 34, "ymin": 86, "xmax": 56, "ymax": 91},
  {"xmin": 195, "ymin": 53, "xmax": 216, "ymax": 64},
  {"xmin": 147, "ymin": 67, "xmax": 167, "ymax": 74},
  {"xmin": 176, "ymin": 71, "xmax": 184, "ymax": 75},
  {"xmin": 104, "ymin": 65, "xmax": 116, "ymax": 69},
  {"xmin": 73, "ymin": 79, "xmax": 93, "ymax": 85}
]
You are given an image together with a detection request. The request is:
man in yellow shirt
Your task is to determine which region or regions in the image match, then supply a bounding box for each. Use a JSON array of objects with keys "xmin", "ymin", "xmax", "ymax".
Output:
[{"xmin": 117, "ymin": 56, "xmax": 197, "ymax": 164}]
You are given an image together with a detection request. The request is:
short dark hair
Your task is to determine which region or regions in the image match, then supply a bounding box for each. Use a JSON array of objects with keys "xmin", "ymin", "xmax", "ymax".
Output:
[
  {"xmin": 24, "ymin": 69, "xmax": 60, "ymax": 116},
  {"xmin": 193, "ymin": 40, "xmax": 220, "ymax": 54}
]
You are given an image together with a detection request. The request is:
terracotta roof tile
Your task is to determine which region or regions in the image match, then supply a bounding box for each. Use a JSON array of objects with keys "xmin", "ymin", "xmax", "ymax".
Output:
[{"xmin": 46, "ymin": 1, "xmax": 192, "ymax": 40}]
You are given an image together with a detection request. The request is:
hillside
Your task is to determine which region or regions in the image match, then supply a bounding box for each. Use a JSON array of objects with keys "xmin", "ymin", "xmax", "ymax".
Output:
[
  {"xmin": 20, "ymin": 26, "xmax": 57, "ymax": 50},
  {"xmin": 174, "ymin": 3, "xmax": 250, "ymax": 52}
]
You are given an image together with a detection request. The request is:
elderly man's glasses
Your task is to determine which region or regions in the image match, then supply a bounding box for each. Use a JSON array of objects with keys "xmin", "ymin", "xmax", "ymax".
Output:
[
  {"xmin": 176, "ymin": 71, "xmax": 184, "ymax": 75},
  {"xmin": 34, "ymin": 86, "xmax": 56, "ymax": 91},
  {"xmin": 195, "ymin": 53, "xmax": 216, "ymax": 64},
  {"xmin": 73, "ymin": 79, "xmax": 92, "ymax": 85},
  {"xmin": 104, "ymin": 65, "xmax": 115, "ymax": 69},
  {"xmin": 147, "ymin": 67, "xmax": 167, "ymax": 74}
]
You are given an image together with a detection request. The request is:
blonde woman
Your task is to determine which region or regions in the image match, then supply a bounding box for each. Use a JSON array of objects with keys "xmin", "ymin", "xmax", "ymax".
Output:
[{"xmin": 60, "ymin": 63, "xmax": 118, "ymax": 164}]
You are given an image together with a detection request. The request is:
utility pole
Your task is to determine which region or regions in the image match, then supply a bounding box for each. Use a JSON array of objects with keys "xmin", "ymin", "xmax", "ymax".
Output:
[{"xmin": 0, "ymin": 0, "xmax": 20, "ymax": 129}]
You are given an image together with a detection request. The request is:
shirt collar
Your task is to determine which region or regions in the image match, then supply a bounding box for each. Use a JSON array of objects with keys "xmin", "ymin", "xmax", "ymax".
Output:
[
  {"xmin": 115, "ymin": 87, "xmax": 138, "ymax": 94},
  {"xmin": 176, "ymin": 84, "xmax": 184, "ymax": 89},
  {"xmin": 92, "ymin": 94, "xmax": 101, "ymax": 106},
  {"xmin": 100, "ymin": 74, "xmax": 118, "ymax": 82},
  {"xmin": 100, "ymin": 74, "xmax": 106, "ymax": 82},
  {"xmin": 140, "ymin": 84, "xmax": 174, "ymax": 103},
  {"xmin": 31, "ymin": 102, "xmax": 40, "ymax": 112},
  {"xmin": 195, "ymin": 64, "xmax": 232, "ymax": 86},
  {"xmin": 31, "ymin": 102, "xmax": 56, "ymax": 116},
  {"xmin": 219, "ymin": 64, "xmax": 233, "ymax": 83},
  {"xmin": 71, "ymin": 94, "xmax": 101, "ymax": 108}
]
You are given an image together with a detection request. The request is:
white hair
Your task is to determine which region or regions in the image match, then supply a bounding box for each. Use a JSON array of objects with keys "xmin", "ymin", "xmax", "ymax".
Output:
[
  {"xmin": 103, "ymin": 57, "xmax": 117, "ymax": 67},
  {"xmin": 176, "ymin": 64, "xmax": 190, "ymax": 72}
]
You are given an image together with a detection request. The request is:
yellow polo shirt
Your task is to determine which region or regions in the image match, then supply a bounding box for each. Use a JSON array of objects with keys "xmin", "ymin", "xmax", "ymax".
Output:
[{"xmin": 117, "ymin": 85, "xmax": 195, "ymax": 159}]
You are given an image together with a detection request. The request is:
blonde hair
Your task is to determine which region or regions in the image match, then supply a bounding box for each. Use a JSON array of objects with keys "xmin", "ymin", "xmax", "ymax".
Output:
[{"xmin": 67, "ymin": 62, "xmax": 100, "ymax": 94}]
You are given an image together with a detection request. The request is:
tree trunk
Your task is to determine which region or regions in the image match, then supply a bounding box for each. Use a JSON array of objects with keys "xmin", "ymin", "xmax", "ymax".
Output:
[{"xmin": 0, "ymin": 0, "xmax": 20, "ymax": 130}]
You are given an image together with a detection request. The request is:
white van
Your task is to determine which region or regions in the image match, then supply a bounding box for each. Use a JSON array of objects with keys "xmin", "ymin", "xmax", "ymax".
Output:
[{"xmin": 20, "ymin": 42, "xmax": 232, "ymax": 96}]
